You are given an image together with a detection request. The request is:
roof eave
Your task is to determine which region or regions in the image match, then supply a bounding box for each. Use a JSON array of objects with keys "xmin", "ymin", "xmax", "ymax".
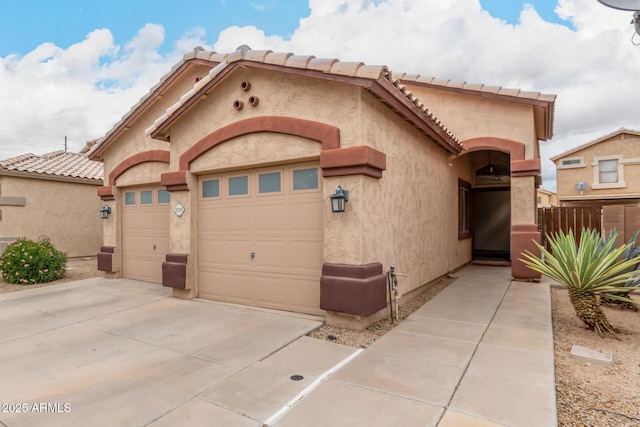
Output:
[{"xmin": 89, "ymin": 58, "xmax": 215, "ymax": 161}]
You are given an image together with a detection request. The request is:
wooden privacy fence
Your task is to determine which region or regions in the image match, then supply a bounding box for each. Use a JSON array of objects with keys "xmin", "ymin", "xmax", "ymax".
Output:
[{"xmin": 537, "ymin": 206, "xmax": 602, "ymax": 251}]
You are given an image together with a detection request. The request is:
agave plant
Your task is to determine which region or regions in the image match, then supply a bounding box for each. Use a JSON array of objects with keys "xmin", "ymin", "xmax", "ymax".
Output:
[{"xmin": 521, "ymin": 228, "xmax": 640, "ymax": 337}]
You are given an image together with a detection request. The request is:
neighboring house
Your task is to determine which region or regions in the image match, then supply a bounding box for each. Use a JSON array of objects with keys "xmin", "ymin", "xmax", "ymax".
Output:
[
  {"xmin": 551, "ymin": 128, "xmax": 640, "ymax": 246},
  {"xmin": 537, "ymin": 188, "xmax": 557, "ymax": 207},
  {"xmin": 0, "ymin": 147, "xmax": 104, "ymax": 257},
  {"xmin": 89, "ymin": 46, "xmax": 555, "ymax": 327}
]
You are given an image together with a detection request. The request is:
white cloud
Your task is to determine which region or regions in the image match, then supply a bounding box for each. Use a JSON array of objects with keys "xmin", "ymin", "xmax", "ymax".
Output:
[{"xmin": 1, "ymin": 0, "xmax": 639, "ymax": 193}]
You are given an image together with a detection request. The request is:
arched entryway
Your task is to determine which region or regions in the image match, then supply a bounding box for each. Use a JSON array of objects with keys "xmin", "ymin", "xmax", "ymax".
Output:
[{"xmin": 471, "ymin": 150, "xmax": 511, "ymax": 261}]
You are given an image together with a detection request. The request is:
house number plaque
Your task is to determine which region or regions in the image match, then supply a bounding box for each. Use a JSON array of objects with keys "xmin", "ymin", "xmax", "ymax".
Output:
[{"xmin": 174, "ymin": 203, "xmax": 185, "ymax": 218}]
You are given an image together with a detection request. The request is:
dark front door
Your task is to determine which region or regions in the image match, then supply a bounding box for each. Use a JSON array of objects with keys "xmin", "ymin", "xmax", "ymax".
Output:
[{"xmin": 472, "ymin": 188, "xmax": 511, "ymax": 260}]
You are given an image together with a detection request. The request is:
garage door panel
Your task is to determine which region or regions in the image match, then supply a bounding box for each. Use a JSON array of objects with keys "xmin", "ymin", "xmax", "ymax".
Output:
[
  {"xmin": 121, "ymin": 186, "xmax": 170, "ymax": 283},
  {"xmin": 289, "ymin": 202, "xmax": 323, "ymax": 231},
  {"xmin": 198, "ymin": 163, "xmax": 323, "ymax": 315},
  {"xmin": 288, "ymin": 241, "xmax": 324, "ymax": 270}
]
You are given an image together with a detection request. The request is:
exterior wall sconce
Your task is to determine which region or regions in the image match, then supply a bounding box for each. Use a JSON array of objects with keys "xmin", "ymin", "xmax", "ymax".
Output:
[
  {"xmin": 99, "ymin": 205, "xmax": 111, "ymax": 219},
  {"xmin": 330, "ymin": 185, "xmax": 349, "ymax": 213}
]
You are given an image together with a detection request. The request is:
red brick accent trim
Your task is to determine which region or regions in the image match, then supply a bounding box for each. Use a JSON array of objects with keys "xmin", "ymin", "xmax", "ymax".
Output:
[
  {"xmin": 320, "ymin": 146, "xmax": 387, "ymax": 179},
  {"xmin": 462, "ymin": 137, "xmax": 526, "ymax": 161},
  {"xmin": 511, "ymin": 159, "xmax": 541, "ymax": 177},
  {"xmin": 179, "ymin": 116, "xmax": 340, "ymax": 170},
  {"xmin": 108, "ymin": 150, "xmax": 170, "ymax": 186},
  {"xmin": 161, "ymin": 170, "xmax": 189, "ymax": 192},
  {"xmin": 97, "ymin": 186, "xmax": 115, "ymax": 201}
]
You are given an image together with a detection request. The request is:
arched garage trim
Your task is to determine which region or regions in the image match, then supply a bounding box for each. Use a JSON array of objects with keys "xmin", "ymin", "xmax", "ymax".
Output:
[
  {"xmin": 161, "ymin": 116, "xmax": 386, "ymax": 189},
  {"xmin": 97, "ymin": 150, "xmax": 170, "ymax": 200}
]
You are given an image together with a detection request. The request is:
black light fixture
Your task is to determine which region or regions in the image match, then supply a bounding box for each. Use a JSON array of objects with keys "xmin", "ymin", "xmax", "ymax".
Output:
[
  {"xmin": 99, "ymin": 205, "xmax": 111, "ymax": 219},
  {"xmin": 330, "ymin": 185, "xmax": 349, "ymax": 213}
]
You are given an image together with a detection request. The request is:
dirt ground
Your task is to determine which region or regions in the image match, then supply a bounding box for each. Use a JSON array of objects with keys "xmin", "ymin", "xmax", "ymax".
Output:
[{"xmin": 2, "ymin": 263, "xmax": 639, "ymax": 426}]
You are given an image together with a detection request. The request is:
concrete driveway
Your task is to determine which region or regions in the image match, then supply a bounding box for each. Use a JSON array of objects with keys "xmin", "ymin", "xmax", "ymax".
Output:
[{"xmin": 0, "ymin": 277, "xmax": 338, "ymax": 426}]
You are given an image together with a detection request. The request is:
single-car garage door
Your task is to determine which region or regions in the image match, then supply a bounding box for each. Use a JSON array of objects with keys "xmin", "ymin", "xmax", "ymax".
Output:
[
  {"xmin": 122, "ymin": 186, "xmax": 170, "ymax": 283},
  {"xmin": 198, "ymin": 163, "xmax": 324, "ymax": 315}
]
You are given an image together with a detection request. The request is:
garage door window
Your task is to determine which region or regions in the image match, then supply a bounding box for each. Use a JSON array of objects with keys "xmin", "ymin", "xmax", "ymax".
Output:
[
  {"xmin": 140, "ymin": 190, "xmax": 153, "ymax": 205},
  {"xmin": 293, "ymin": 168, "xmax": 318, "ymax": 190},
  {"xmin": 202, "ymin": 179, "xmax": 220, "ymax": 198},
  {"xmin": 158, "ymin": 189, "xmax": 170, "ymax": 204},
  {"xmin": 229, "ymin": 176, "xmax": 248, "ymax": 196},
  {"xmin": 125, "ymin": 191, "xmax": 136, "ymax": 205},
  {"xmin": 258, "ymin": 172, "xmax": 281, "ymax": 193}
]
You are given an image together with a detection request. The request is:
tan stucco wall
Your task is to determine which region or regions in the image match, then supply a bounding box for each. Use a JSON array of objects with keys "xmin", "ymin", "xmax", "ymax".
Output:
[
  {"xmin": 322, "ymin": 91, "xmax": 470, "ymax": 295},
  {"xmin": 0, "ymin": 175, "xmax": 102, "ymax": 257},
  {"xmin": 403, "ymin": 84, "xmax": 537, "ymax": 158},
  {"xmin": 556, "ymin": 134, "xmax": 640, "ymax": 201}
]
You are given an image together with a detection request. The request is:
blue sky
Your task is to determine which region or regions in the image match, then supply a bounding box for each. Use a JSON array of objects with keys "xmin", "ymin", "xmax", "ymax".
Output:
[
  {"xmin": 0, "ymin": 1, "xmax": 568, "ymax": 57},
  {"xmin": 0, "ymin": 0, "xmax": 638, "ymax": 190},
  {"xmin": 0, "ymin": 0, "xmax": 310, "ymax": 57}
]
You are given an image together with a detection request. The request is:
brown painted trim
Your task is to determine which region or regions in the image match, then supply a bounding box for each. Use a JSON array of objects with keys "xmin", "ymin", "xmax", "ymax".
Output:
[
  {"xmin": 97, "ymin": 186, "xmax": 114, "ymax": 200},
  {"xmin": 179, "ymin": 116, "xmax": 340, "ymax": 170},
  {"xmin": 161, "ymin": 170, "xmax": 189, "ymax": 192},
  {"xmin": 97, "ymin": 246, "xmax": 115, "ymax": 272},
  {"xmin": 511, "ymin": 224, "xmax": 542, "ymax": 280},
  {"xmin": 108, "ymin": 150, "xmax": 170, "ymax": 186},
  {"xmin": 320, "ymin": 146, "xmax": 386, "ymax": 179},
  {"xmin": 320, "ymin": 262, "xmax": 387, "ymax": 316},
  {"xmin": 511, "ymin": 158, "xmax": 541, "ymax": 177},
  {"xmin": 462, "ymin": 137, "xmax": 526, "ymax": 161},
  {"xmin": 162, "ymin": 253, "xmax": 188, "ymax": 289}
]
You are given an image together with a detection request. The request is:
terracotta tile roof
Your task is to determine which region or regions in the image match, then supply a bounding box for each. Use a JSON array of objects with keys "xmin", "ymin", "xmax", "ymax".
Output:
[
  {"xmin": 93, "ymin": 46, "xmax": 557, "ymax": 158},
  {"xmin": 0, "ymin": 151, "xmax": 103, "ymax": 182},
  {"xmin": 392, "ymin": 74, "xmax": 557, "ymax": 104},
  {"xmin": 143, "ymin": 47, "xmax": 463, "ymax": 152}
]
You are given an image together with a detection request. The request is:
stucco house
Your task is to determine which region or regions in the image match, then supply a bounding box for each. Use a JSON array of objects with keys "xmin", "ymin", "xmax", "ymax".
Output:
[
  {"xmin": 536, "ymin": 188, "xmax": 557, "ymax": 208},
  {"xmin": 551, "ymin": 128, "xmax": 640, "ymax": 246},
  {"xmin": 0, "ymin": 147, "xmax": 104, "ymax": 257},
  {"xmin": 89, "ymin": 46, "xmax": 555, "ymax": 327}
]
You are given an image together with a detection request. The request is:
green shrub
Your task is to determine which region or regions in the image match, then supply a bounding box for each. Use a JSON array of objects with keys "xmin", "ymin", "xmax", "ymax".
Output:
[{"xmin": 0, "ymin": 238, "xmax": 67, "ymax": 284}]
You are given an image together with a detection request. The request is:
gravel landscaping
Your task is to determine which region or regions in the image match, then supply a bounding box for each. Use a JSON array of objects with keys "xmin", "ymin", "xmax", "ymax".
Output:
[{"xmin": 2, "ymin": 262, "xmax": 639, "ymax": 426}]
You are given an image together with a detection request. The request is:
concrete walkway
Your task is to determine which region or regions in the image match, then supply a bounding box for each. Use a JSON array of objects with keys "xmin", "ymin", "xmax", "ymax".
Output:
[
  {"xmin": 273, "ymin": 265, "xmax": 557, "ymax": 427},
  {"xmin": 0, "ymin": 265, "xmax": 556, "ymax": 426}
]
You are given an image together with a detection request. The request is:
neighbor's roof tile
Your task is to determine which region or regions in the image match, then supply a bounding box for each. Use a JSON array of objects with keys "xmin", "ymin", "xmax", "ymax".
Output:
[{"xmin": 0, "ymin": 151, "xmax": 103, "ymax": 181}]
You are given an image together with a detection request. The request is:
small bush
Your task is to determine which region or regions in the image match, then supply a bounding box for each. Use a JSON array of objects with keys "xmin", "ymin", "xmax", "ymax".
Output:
[{"xmin": 0, "ymin": 238, "xmax": 67, "ymax": 284}]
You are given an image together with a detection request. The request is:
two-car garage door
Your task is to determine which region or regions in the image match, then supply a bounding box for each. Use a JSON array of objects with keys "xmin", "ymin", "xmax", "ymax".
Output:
[{"xmin": 198, "ymin": 163, "xmax": 324, "ymax": 315}]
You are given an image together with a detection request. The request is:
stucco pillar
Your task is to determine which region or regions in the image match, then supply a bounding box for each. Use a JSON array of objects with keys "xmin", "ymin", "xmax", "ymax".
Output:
[
  {"xmin": 510, "ymin": 171, "xmax": 541, "ymax": 280},
  {"xmin": 161, "ymin": 170, "xmax": 194, "ymax": 297}
]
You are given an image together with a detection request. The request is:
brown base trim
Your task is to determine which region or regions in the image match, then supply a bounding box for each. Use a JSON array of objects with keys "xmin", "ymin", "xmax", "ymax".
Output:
[
  {"xmin": 320, "ymin": 262, "xmax": 387, "ymax": 316},
  {"xmin": 97, "ymin": 246, "xmax": 115, "ymax": 272},
  {"xmin": 162, "ymin": 253, "xmax": 189, "ymax": 289},
  {"xmin": 511, "ymin": 224, "xmax": 542, "ymax": 280}
]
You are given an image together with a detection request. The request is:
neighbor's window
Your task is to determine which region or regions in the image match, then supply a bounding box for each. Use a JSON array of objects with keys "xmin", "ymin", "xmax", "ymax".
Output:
[
  {"xmin": 458, "ymin": 180, "xmax": 471, "ymax": 240},
  {"xmin": 293, "ymin": 168, "xmax": 319, "ymax": 190},
  {"xmin": 157, "ymin": 189, "xmax": 170, "ymax": 204},
  {"xmin": 229, "ymin": 176, "xmax": 249, "ymax": 196},
  {"xmin": 202, "ymin": 179, "xmax": 220, "ymax": 198},
  {"xmin": 140, "ymin": 190, "xmax": 153, "ymax": 205},
  {"xmin": 598, "ymin": 159, "xmax": 618, "ymax": 183},
  {"xmin": 125, "ymin": 191, "xmax": 136, "ymax": 205},
  {"xmin": 258, "ymin": 172, "xmax": 281, "ymax": 193}
]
